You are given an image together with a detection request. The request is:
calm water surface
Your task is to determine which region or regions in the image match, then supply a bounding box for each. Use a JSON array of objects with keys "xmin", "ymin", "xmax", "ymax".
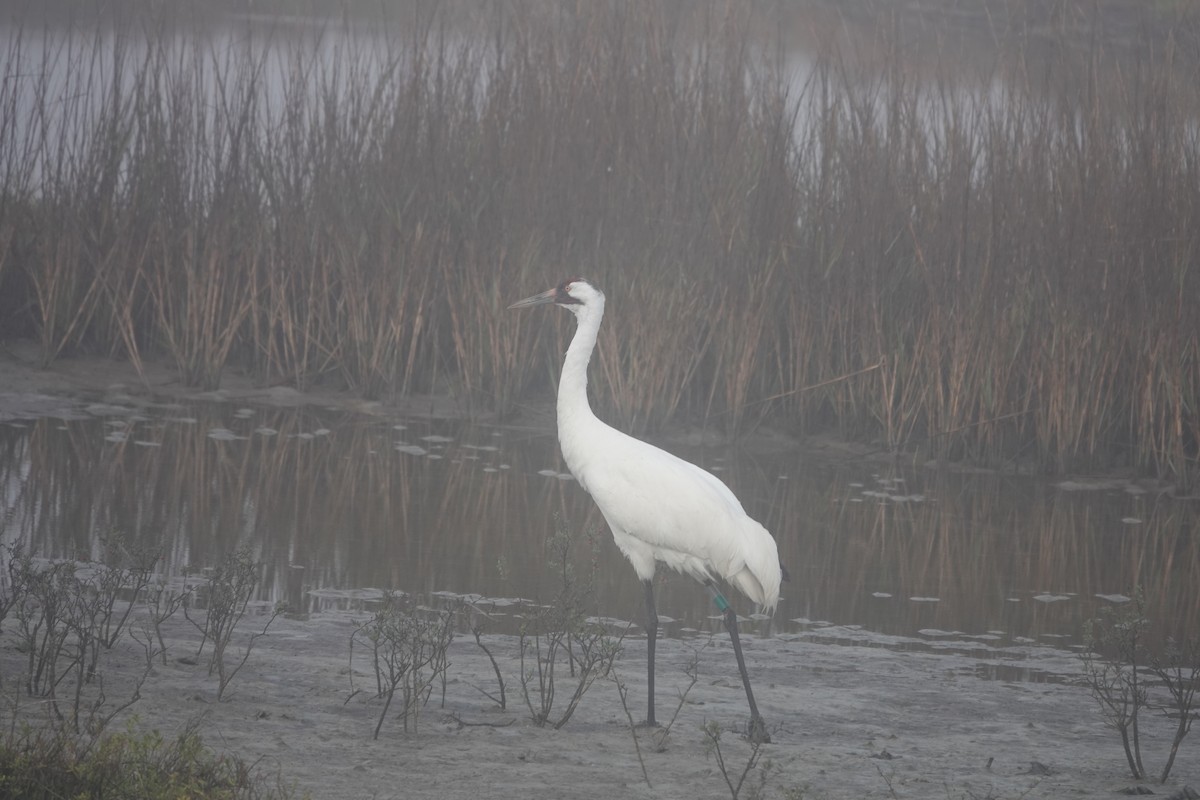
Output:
[{"xmin": 2, "ymin": 399, "xmax": 1197, "ymax": 657}]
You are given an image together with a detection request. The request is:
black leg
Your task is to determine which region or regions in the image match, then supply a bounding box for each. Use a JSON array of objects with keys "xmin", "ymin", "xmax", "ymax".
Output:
[
  {"xmin": 643, "ymin": 579, "xmax": 658, "ymax": 727},
  {"xmin": 707, "ymin": 581, "xmax": 770, "ymax": 743}
]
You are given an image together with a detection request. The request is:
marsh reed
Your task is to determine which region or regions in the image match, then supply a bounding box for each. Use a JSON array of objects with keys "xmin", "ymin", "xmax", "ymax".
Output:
[{"xmin": 0, "ymin": 2, "xmax": 1197, "ymax": 481}]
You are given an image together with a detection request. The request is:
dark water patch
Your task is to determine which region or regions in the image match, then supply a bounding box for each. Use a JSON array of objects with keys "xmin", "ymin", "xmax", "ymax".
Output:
[{"xmin": 1, "ymin": 402, "xmax": 1198, "ymax": 667}]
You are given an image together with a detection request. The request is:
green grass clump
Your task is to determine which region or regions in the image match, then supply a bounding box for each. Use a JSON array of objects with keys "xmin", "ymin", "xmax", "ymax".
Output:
[{"xmin": 0, "ymin": 722, "xmax": 296, "ymax": 800}]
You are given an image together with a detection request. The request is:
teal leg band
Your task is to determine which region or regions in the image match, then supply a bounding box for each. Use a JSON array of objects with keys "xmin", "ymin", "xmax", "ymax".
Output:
[{"xmin": 704, "ymin": 579, "xmax": 731, "ymax": 613}]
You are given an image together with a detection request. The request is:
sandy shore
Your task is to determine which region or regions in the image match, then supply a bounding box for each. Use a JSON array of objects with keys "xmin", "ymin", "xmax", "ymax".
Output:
[{"xmin": 4, "ymin": 604, "xmax": 1194, "ymax": 800}]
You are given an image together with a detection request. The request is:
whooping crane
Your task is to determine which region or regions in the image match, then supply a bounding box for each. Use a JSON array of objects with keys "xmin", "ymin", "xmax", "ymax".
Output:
[{"xmin": 510, "ymin": 278, "xmax": 783, "ymax": 742}]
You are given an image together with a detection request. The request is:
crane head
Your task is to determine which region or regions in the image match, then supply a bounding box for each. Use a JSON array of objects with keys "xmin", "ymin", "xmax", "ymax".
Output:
[{"xmin": 508, "ymin": 278, "xmax": 602, "ymax": 311}]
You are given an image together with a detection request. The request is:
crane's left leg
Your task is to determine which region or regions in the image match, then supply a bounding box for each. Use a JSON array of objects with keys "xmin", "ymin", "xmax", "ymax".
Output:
[
  {"xmin": 706, "ymin": 580, "xmax": 770, "ymax": 744},
  {"xmin": 643, "ymin": 579, "xmax": 658, "ymax": 728}
]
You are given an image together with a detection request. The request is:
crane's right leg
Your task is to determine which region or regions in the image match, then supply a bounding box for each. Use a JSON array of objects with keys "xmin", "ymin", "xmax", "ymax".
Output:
[
  {"xmin": 706, "ymin": 580, "xmax": 770, "ymax": 744},
  {"xmin": 643, "ymin": 579, "xmax": 658, "ymax": 727}
]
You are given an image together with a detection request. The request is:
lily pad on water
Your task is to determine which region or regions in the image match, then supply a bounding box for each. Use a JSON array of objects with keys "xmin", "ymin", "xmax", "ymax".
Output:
[
  {"xmin": 85, "ymin": 403, "xmax": 135, "ymax": 417},
  {"xmin": 307, "ymin": 587, "xmax": 390, "ymax": 601}
]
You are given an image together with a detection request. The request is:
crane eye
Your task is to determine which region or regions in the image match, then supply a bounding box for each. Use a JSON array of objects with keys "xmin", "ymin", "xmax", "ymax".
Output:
[{"xmin": 555, "ymin": 278, "xmax": 585, "ymax": 304}]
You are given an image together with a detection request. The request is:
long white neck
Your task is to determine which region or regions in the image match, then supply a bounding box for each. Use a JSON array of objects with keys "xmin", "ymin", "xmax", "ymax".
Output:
[{"xmin": 557, "ymin": 295, "xmax": 606, "ymax": 471}]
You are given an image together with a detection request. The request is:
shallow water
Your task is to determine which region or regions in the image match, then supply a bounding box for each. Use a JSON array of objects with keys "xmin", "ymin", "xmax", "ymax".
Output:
[{"xmin": 2, "ymin": 398, "xmax": 1197, "ymax": 663}]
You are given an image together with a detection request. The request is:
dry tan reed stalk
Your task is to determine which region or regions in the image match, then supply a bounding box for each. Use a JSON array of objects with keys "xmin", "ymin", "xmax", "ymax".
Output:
[{"xmin": 0, "ymin": 5, "xmax": 1198, "ymax": 479}]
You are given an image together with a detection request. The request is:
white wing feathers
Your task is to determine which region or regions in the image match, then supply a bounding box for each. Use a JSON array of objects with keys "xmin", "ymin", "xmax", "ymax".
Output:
[{"xmin": 562, "ymin": 421, "xmax": 782, "ymax": 612}]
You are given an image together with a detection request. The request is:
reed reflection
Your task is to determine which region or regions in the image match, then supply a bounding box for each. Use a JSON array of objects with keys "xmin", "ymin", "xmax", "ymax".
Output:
[{"xmin": 1, "ymin": 407, "xmax": 1197, "ymax": 652}]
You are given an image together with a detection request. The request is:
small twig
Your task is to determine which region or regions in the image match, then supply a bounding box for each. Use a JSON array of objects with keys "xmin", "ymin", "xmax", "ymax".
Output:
[
  {"xmin": 875, "ymin": 763, "xmax": 900, "ymax": 800},
  {"xmin": 472, "ymin": 627, "xmax": 506, "ymax": 709},
  {"xmin": 444, "ymin": 713, "xmax": 516, "ymax": 728},
  {"xmin": 654, "ymin": 643, "xmax": 703, "ymax": 752},
  {"xmin": 704, "ymin": 720, "xmax": 766, "ymax": 800},
  {"xmin": 613, "ymin": 671, "xmax": 651, "ymax": 789},
  {"xmin": 716, "ymin": 360, "xmax": 887, "ymax": 415},
  {"xmin": 216, "ymin": 602, "xmax": 283, "ymax": 701}
]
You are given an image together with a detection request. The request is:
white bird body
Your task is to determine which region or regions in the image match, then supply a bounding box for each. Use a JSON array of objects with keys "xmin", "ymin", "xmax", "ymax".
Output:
[
  {"xmin": 551, "ymin": 280, "xmax": 781, "ymax": 609},
  {"xmin": 559, "ymin": 394, "xmax": 781, "ymax": 610},
  {"xmin": 511, "ymin": 277, "xmax": 782, "ymax": 740}
]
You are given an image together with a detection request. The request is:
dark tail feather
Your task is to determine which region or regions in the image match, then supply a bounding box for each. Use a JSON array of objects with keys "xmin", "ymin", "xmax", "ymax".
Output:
[{"xmin": 780, "ymin": 563, "xmax": 791, "ymax": 583}]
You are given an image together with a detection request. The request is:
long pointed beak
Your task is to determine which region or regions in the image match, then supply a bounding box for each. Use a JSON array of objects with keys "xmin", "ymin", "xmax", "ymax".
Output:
[{"xmin": 508, "ymin": 288, "xmax": 558, "ymax": 309}]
